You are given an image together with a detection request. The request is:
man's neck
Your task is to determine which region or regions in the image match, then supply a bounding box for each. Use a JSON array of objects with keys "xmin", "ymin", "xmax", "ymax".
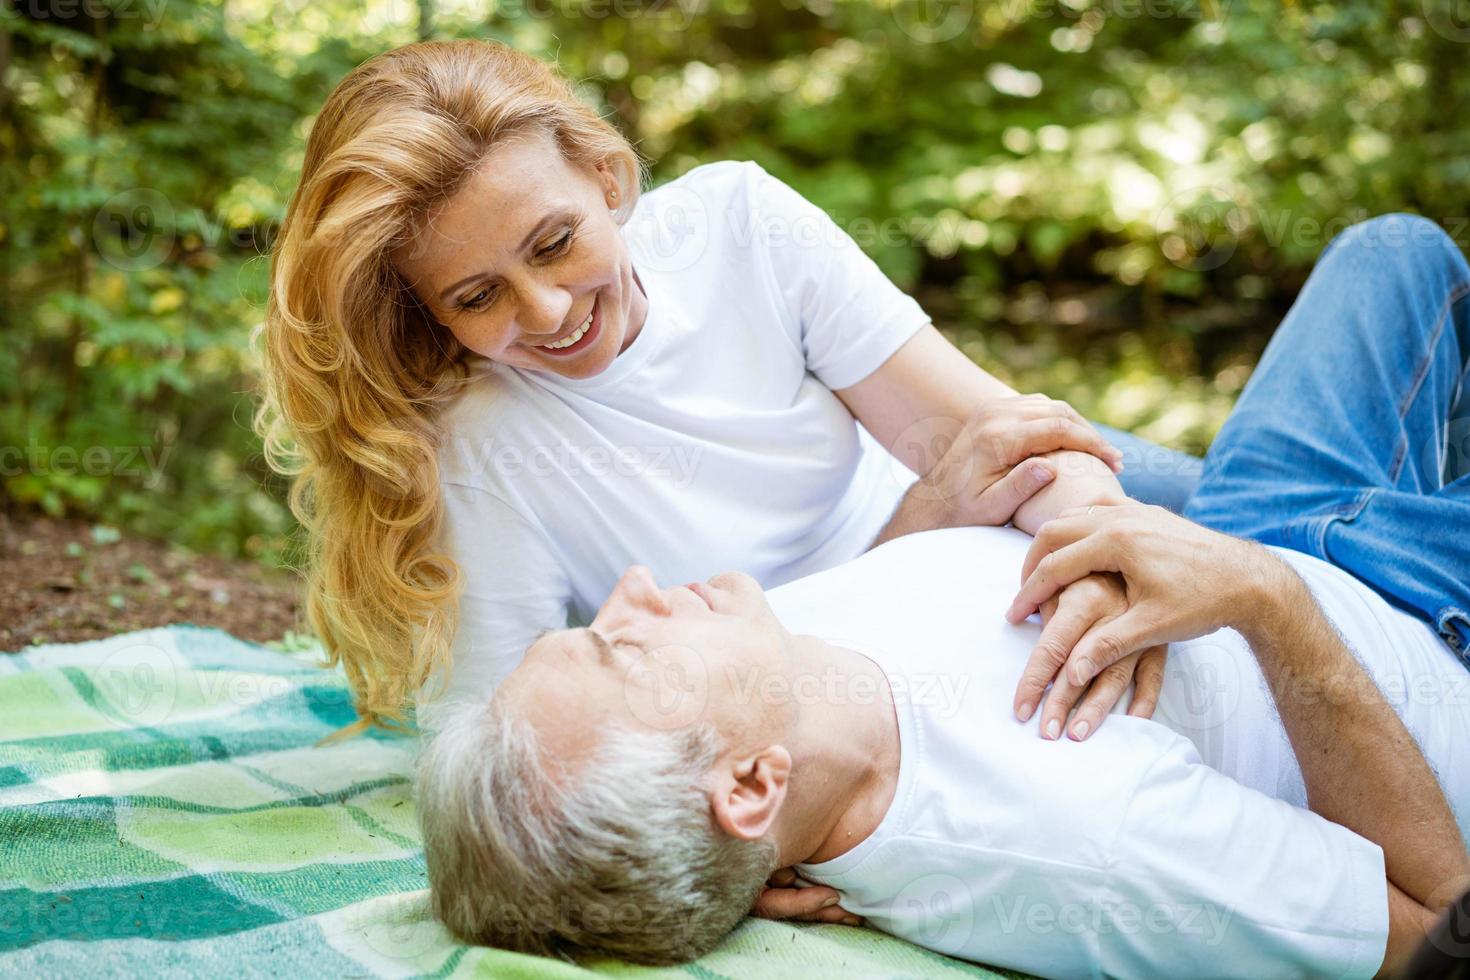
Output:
[{"xmin": 771, "ymin": 634, "xmax": 901, "ymax": 867}]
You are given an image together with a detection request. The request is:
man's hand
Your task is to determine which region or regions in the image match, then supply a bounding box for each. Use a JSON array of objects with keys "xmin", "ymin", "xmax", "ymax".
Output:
[
  {"xmin": 752, "ymin": 867, "xmax": 862, "ymax": 926},
  {"xmin": 1005, "ymin": 503, "xmax": 1267, "ymax": 689},
  {"xmin": 1013, "ymin": 572, "xmax": 1167, "ymax": 740},
  {"xmin": 875, "ymin": 394, "xmax": 1123, "ymax": 546}
]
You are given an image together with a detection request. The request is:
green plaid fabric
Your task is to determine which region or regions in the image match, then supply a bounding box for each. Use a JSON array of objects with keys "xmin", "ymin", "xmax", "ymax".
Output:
[{"xmin": 0, "ymin": 625, "xmax": 1011, "ymax": 978}]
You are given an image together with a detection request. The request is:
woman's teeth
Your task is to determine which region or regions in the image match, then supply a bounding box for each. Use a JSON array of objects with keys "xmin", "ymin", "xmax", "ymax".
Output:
[{"xmin": 541, "ymin": 310, "xmax": 593, "ymax": 350}]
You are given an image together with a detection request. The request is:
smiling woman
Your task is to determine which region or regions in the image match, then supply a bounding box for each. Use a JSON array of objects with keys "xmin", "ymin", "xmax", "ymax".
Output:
[
  {"xmin": 389, "ymin": 131, "xmax": 649, "ymax": 378},
  {"xmin": 252, "ymin": 38, "xmax": 1173, "ymax": 762},
  {"xmin": 253, "ymin": 40, "xmax": 646, "ymax": 736}
]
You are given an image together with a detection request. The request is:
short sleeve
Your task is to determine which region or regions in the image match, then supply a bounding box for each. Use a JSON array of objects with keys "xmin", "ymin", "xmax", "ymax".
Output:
[
  {"xmin": 746, "ymin": 163, "xmax": 930, "ymax": 390},
  {"xmin": 1103, "ymin": 739, "xmax": 1388, "ymax": 979},
  {"xmin": 415, "ymin": 482, "xmax": 571, "ymax": 733}
]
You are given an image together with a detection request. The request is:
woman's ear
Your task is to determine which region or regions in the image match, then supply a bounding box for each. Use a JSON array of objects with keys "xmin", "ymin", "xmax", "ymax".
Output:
[
  {"xmin": 709, "ymin": 745, "xmax": 792, "ymax": 842},
  {"xmin": 595, "ymin": 161, "xmax": 620, "ymax": 210}
]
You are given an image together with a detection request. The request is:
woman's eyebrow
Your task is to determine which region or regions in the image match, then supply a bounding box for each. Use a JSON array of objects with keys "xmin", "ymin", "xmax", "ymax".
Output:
[
  {"xmin": 435, "ymin": 208, "xmax": 577, "ymax": 303},
  {"xmin": 516, "ymin": 209, "xmax": 575, "ymax": 252}
]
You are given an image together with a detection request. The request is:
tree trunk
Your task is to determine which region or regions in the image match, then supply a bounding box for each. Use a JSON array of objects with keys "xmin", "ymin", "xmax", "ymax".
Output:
[{"xmin": 55, "ymin": 23, "xmax": 107, "ymax": 444}]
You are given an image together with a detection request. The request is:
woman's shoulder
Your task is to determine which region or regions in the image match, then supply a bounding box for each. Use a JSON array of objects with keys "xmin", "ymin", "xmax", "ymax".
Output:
[
  {"xmin": 636, "ymin": 159, "xmax": 810, "ymax": 225},
  {"xmin": 626, "ymin": 160, "xmax": 821, "ymax": 278},
  {"xmin": 644, "ymin": 159, "xmax": 764, "ymax": 200},
  {"xmin": 433, "ymin": 358, "xmax": 549, "ymax": 489},
  {"xmin": 438, "ymin": 356, "xmax": 519, "ymax": 425}
]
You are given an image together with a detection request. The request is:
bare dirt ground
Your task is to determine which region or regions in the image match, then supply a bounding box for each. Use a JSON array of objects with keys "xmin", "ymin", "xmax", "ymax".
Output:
[{"xmin": 0, "ymin": 512, "xmax": 303, "ymax": 652}]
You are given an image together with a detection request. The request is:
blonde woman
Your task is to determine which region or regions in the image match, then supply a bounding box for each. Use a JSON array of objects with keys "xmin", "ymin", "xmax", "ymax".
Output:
[{"xmin": 254, "ymin": 39, "xmax": 1196, "ymax": 916}]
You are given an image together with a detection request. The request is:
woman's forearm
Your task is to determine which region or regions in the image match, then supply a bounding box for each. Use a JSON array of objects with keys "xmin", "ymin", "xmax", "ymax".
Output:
[
  {"xmin": 1009, "ymin": 450, "xmax": 1127, "ymax": 536},
  {"xmin": 1238, "ymin": 556, "xmax": 1469, "ymax": 912},
  {"xmin": 871, "ymin": 449, "xmax": 1125, "ymax": 547}
]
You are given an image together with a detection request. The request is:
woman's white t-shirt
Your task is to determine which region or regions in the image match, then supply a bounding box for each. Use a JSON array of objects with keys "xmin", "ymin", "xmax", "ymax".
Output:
[{"xmin": 418, "ymin": 161, "xmax": 930, "ymax": 728}]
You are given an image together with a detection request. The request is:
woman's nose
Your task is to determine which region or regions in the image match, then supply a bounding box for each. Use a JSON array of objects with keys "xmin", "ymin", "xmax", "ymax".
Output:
[{"xmin": 515, "ymin": 281, "xmax": 573, "ymax": 339}]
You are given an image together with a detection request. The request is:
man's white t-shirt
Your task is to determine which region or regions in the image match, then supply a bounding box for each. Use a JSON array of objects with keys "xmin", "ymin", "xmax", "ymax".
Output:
[
  {"xmin": 772, "ymin": 527, "xmax": 1468, "ymax": 978},
  {"xmin": 419, "ymin": 161, "xmax": 928, "ymax": 729}
]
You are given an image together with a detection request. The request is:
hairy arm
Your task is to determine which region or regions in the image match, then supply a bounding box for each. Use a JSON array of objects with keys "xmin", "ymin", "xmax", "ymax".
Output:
[
  {"xmin": 1011, "ymin": 504, "xmax": 1469, "ymax": 972},
  {"xmin": 1238, "ymin": 556, "xmax": 1468, "ymax": 974}
]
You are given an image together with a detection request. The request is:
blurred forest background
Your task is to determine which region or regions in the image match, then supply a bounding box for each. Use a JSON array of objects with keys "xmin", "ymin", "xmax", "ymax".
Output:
[{"xmin": 4, "ymin": 0, "xmax": 1469, "ymax": 577}]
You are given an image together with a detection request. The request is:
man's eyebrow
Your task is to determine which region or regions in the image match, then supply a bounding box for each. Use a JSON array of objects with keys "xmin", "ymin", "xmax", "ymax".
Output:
[
  {"xmin": 435, "ymin": 209, "xmax": 576, "ymax": 304},
  {"xmin": 581, "ymin": 628, "xmax": 615, "ymax": 666}
]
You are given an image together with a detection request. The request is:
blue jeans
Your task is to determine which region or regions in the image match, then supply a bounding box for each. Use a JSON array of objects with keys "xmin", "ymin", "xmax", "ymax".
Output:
[{"xmin": 1179, "ymin": 214, "xmax": 1470, "ymax": 660}]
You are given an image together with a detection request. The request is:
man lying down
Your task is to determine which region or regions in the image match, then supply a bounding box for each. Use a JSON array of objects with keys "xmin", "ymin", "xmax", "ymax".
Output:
[{"xmin": 415, "ymin": 507, "xmax": 1470, "ymax": 978}]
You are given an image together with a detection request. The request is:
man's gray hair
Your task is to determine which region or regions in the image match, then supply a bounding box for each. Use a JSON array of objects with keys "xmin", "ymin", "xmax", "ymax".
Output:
[{"xmin": 415, "ymin": 698, "xmax": 779, "ymax": 964}]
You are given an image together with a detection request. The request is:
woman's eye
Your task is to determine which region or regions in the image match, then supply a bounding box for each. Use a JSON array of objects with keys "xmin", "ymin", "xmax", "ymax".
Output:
[
  {"xmin": 460, "ymin": 287, "xmax": 494, "ymax": 312},
  {"xmin": 538, "ymin": 230, "xmax": 573, "ymax": 259}
]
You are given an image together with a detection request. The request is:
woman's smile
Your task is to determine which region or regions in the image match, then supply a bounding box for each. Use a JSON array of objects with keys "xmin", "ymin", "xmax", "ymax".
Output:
[{"xmin": 532, "ymin": 294, "xmax": 602, "ymax": 357}]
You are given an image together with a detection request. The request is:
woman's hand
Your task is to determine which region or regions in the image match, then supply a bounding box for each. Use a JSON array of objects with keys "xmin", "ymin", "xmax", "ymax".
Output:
[
  {"xmin": 875, "ymin": 394, "xmax": 1125, "ymax": 545},
  {"xmin": 1005, "ymin": 503, "xmax": 1269, "ymax": 692},
  {"xmin": 1013, "ymin": 572, "xmax": 1167, "ymax": 740},
  {"xmin": 752, "ymin": 867, "xmax": 863, "ymax": 926}
]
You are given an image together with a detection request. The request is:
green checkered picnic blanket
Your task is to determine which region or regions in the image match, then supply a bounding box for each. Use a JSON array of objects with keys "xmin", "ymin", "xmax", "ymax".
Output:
[{"xmin": 0, "ymin": 625, "xmax": 1012, "ymax": 978}]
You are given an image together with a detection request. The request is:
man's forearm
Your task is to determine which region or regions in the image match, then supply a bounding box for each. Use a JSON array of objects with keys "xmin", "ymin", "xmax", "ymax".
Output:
[
  {"xmin": 1238, "ymin": 553, "xmax": 1468, "ymax": 912},
  {"xmin": 871, "ymin": 483, "xmax": 948, "ymax": 548}
]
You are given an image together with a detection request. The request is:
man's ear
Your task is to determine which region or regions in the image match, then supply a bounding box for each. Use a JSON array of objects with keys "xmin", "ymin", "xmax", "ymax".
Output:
[{"xmin": 709, "ymin": 745, "xmax": 792, "ymax": 842}]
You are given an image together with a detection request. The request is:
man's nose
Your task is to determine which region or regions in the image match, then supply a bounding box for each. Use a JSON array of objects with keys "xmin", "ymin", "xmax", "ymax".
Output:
[
  {"xmin": 619, "ymin": 565, "xmax": 663, "ymax": 606},
  {"xmin": 600, "ymin": 566, "xmax": 665, "ymax": 621}
]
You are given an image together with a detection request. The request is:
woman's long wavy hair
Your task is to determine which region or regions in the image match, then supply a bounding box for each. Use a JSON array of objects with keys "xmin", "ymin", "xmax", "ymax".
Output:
[{"xmin": 253, "ymin": 40, "xmax": 643, "ymax": 739}]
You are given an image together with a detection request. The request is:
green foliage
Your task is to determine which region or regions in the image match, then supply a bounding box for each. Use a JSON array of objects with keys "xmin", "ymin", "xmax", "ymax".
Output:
[{"xmin": 3, "ymin": 0, "xmax": 1464, "ymax": 563}]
